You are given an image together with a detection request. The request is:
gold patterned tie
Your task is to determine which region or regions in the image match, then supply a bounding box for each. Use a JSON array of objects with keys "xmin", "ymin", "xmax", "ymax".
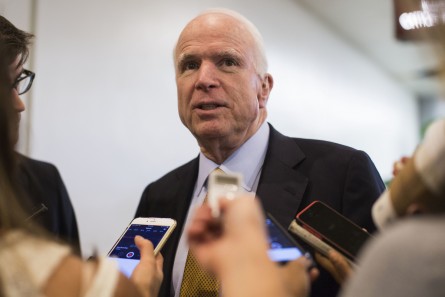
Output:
[{"xmin": 179, "ymin": 169, "xmax": 223, "ymax": 297}]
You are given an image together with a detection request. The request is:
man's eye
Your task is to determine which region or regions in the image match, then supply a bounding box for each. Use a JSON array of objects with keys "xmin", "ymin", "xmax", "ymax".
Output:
[
  {"xmin": 182, "ymin": 61, "xmax": 199, "ymax": 71},
  {"xmin": 221, "ymin": 59, "xmax": 237, "ymax": 67}
]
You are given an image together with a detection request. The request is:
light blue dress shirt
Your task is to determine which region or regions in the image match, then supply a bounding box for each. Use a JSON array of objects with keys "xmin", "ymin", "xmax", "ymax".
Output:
[{"xmin": 171, "ymin": 122, "xmax": 270, "ymax": 297}]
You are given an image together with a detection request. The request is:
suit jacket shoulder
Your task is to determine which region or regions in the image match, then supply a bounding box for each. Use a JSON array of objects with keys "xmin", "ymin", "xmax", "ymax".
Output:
[
  {"xmin": 136, "ymin": 158, "xmax": 199, "ymax": 218},
  {"xmin": 260, "ymin": 125, "xmax": 385, "ymax": 297},
  {"xmin": 17, "ymin": 154, "xmax": 81, "ymax": 254},
  {"xmin": 260, "ymin": 125, "xmax": 384, "ymax": 231}
]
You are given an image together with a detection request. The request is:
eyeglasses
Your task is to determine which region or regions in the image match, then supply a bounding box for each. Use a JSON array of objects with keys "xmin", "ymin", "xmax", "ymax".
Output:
[{"xmin": 12, "ymin": 69, "xmax": 35, "ymax": 95}]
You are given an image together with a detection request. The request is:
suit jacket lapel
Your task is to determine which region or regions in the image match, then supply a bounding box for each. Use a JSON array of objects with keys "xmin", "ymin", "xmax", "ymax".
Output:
[
  {"xmin": 257, "ymin": 125, "xmax": 308, "ymax": 228},
  {"xmin": 156, "ymin": 157, "xmax": 199, "ymax": 297},
  {"xmin": 169, "ymin": 158, "xmax": 199, "ymax": 230}
]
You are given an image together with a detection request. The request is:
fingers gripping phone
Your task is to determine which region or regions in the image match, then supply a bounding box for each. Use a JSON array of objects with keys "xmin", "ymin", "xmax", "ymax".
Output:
[
  {"xmin": 108, "ymin": 217, "xmax": 176, "ymax": 277},
  {"xmin": 295, "ymin": 201, "xmax": 371, "ymax": 261}
]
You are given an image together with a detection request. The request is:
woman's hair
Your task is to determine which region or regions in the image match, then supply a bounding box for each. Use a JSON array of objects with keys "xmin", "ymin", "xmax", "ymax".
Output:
[
  {"xmin": 0, "ymin": 15, "xmax": 33, "ymax": 230},
  {"xmin": 0, "ymin": 15, "xmax": 34, "ymax": 70},
  {"xmin": 0, "ymin": 40, "xmax": 29, "ymax": 231},
  {"xmin": 0, "ymin": 24, "xmax": 60, "ymax": 296},
  {"xmin": 0, "ymin": 16, "xmax": 38, "ymax": 233}
]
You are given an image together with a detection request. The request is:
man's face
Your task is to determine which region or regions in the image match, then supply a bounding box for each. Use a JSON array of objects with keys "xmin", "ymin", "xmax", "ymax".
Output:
[
  {"xmin": 174, "ymin": 13, "xmax": 272, "ymax": 149},
  {"xmin": 8, "ymin": 56, "xmax": 26, "ymax": 144}
]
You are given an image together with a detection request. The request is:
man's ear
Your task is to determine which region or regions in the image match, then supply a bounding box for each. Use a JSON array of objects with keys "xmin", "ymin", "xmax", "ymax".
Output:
[{"xmin": 258, "ymin": 73, "xmax": 273, "ymax": 108}]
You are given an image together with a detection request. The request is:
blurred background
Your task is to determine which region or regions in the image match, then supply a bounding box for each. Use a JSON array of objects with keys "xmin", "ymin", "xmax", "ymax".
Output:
[{"xmin": 1, "ymin": 0, "xmax": 444, "ymax": 257}]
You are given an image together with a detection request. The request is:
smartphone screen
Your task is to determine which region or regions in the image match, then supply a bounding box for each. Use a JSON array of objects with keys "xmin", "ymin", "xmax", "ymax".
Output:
[
  {"xmin": 108, "ymin": 223, "xmax": 174, "ymax": 276},
  {"xmin": 266, "ymin": 213, "xmax": 310, "ymax": 263},
  {"xmin": 297, "ymin": 201, "xmax": 371, "ymax": 260}
]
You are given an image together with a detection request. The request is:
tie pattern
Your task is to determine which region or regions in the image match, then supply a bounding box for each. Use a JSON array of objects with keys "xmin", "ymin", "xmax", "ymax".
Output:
[{"xmin": 179, "ymin": 168, "xmax": 223, "ymax": 297}]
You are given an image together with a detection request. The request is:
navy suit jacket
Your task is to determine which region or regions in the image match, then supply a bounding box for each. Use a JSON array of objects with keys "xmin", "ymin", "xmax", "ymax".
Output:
[
  {"xmin": 135, "ymin": 124, "xmax": 385, "ymax": 297},
  {"xmin": 17, "ymin": 154, "xmax": 81, "ymax": 255}
]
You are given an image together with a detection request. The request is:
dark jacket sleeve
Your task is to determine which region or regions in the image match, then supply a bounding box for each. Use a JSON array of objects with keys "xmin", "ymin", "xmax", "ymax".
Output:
[
  {"xmin": 342, "ymin": 150, "xmax": 386, "ymax": 233},
  {"xmin": 17, "ymin": 155, "xmax": 81, "ymax": 255}
]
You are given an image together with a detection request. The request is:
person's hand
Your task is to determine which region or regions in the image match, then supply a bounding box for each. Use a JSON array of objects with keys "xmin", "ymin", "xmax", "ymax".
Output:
[
  {"xmin": 279, "ymin": 257, "xmax": 319, "ymax": 297},
  {"xmin": 315, "ymin": 250, "xmax": 353, "ymax": 285},
  {"xmin": 130, "ymin": 236, "xmax": 164, "ymax": 297},
  {"xmin": 392, "ymin": 156, "xmax": 410, "ymax": 177},
  {"xmin": 188, "ymin": 196, "xmax": 313, "ymax": 297},
  {"xmin": 187, "ymin": 196, "xmax": 268, "ymax": 273}
]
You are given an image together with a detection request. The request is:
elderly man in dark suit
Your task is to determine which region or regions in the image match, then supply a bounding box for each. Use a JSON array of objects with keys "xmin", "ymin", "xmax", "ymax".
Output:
[{"xmin": 135, "ymin": 9, "xmax": 384, "ymax": 297}]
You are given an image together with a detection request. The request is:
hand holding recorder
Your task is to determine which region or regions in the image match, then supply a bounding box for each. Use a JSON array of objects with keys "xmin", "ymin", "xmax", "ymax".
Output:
[
  {"xmin": 188, "ymin": 197, "xmax": 317, "ymax": 297},
  {"xmin": 208, "ymin": 170, "xmax": 313, "ymax": 264}
]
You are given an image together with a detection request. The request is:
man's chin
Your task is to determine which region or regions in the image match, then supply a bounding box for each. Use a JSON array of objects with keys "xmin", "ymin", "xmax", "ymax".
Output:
[{"xmin": 193, "ymin": 125, "xmax": 227, "ymax": 140}]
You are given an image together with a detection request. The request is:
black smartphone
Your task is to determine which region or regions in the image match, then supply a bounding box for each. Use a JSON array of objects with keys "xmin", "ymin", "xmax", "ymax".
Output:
[
  {"xmin": 266, "ymin": 212, "xmax": 313, "ymax": 264},
  {"xmin": 296, "ymin": 201, "xmax": 371, "ymax": 261}
]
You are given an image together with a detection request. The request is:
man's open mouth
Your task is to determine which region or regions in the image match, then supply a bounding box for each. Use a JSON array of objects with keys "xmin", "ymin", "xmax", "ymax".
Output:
[{"xmin": 200, "ymin": 104, "xmax": 220, "ymax": 110}]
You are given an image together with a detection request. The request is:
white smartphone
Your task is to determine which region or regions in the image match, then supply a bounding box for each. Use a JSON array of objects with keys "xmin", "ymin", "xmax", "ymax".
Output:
[
  {"xmin": 108, "ymin": 217, "xmax": 176, "ymax": 277},
  {"xmin": 207, "ymin": 170, "xmax": 244, "ymax": 217}
]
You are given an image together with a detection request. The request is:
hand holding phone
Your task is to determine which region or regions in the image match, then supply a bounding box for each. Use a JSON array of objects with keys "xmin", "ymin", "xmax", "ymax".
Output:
[
  {"xmin": 288, "ymin": 220, "xmax": 334, "ymax": 258},
  {"xmin": 295, "ymin": 201, "xmax": 371, "ymax": 261},
  {"xmin": 108, "ymin": 217, "xmax": 176, "ymax": 276}
]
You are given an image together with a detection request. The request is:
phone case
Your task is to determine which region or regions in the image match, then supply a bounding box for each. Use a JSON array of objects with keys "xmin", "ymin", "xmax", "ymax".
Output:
[
  {"xmin": 296, "ymin": 201, "xmax": 370, "ymax": 261},
  {"xmin": 288, "ymin": 220, "xmax": 333, "ymax": 257}
]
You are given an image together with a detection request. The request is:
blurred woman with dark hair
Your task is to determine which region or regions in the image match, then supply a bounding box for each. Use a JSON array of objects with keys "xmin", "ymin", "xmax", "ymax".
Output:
[{"xmin": 0, "ymin": 24, "xmax": 163, "ymax": 297}]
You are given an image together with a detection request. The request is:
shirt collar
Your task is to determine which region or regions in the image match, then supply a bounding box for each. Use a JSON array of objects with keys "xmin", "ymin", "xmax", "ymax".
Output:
[{"xmin": 196, "ymin": 122, "xmax": 270, "ymax": 195}]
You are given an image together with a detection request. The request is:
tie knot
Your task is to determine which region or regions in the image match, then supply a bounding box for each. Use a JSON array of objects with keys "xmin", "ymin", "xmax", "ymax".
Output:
[{"xmin": 213, "ymin": 167, "xmax": 225, "ymax": 174}]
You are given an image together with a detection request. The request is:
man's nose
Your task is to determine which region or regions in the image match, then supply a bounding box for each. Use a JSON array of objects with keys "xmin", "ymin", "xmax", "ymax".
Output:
[
  {"xmin": 12, "ymin": 91, "xmax": 26, "ymax": 113},
  {"xmin": 195, "ymin": 62, "xmax": 219, "ymax": 91}
]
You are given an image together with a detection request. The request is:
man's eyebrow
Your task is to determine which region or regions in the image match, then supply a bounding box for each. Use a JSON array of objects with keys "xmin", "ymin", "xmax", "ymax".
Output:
[
  {"xmin": 177, "ymin": 53, "xmax": 198, "ymax": 66},
  {"xmin": 177, "ymin": 49, "xmax": 242, "ymax": 63},
  {"xmin": 214, "ymin": 48, "xmax": 241, "ymax": 59}
]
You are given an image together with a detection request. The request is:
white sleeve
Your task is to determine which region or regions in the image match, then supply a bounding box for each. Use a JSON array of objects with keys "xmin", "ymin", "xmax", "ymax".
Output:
[
  {"xmin": 372, "ymin": 190, "xmax": 397, "ymax": 230},
  {"xmin": 83, "ymin": 257, "xmax": 120, "ymax": 297},
  {"xmin": 372, "ymin": 118, "xmax": 445, "ymax": 230},
  {"xmin": 414, "ymin": 119, "xmax": 445, "ymax": 196}
]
